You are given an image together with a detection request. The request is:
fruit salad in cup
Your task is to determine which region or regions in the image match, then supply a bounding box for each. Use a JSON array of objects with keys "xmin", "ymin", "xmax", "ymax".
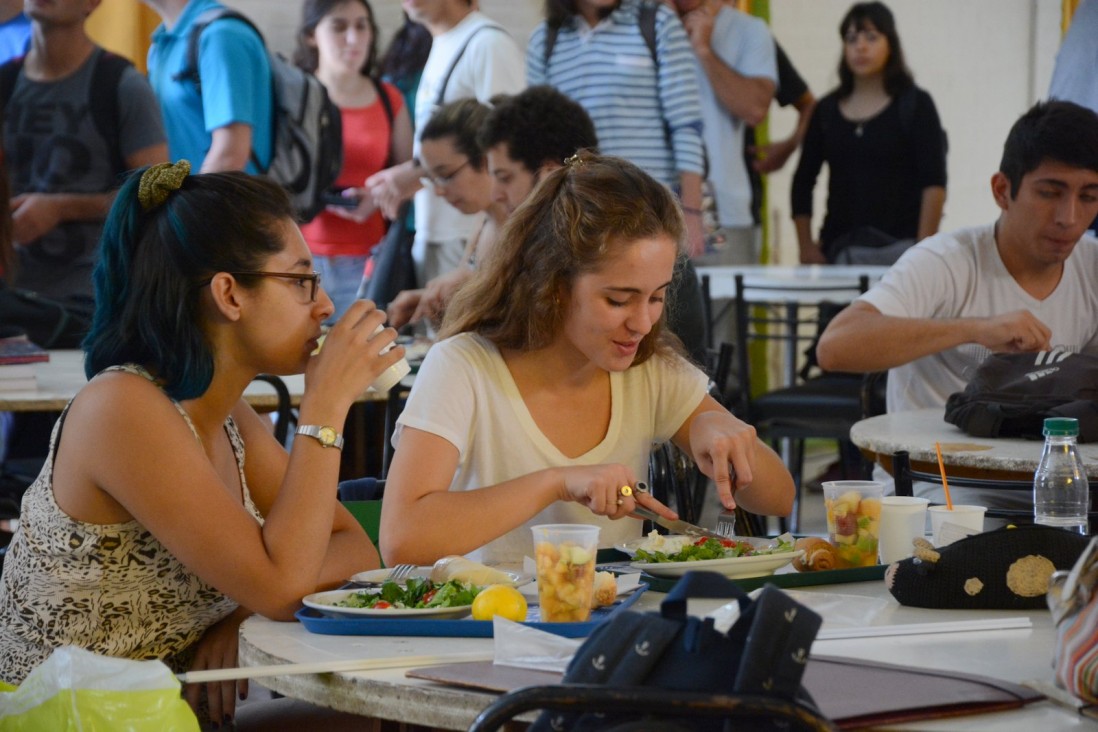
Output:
[
  {"xmin": 825, "ymin": 489, "xmax": 882, "ymax": 567},
  {"xmin": 534, "ymin": 540, "xmax": 596, "ymax": 622}
]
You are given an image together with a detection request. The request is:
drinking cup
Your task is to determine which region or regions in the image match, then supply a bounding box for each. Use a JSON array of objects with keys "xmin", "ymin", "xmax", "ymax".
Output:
[
  {"xmin": 928, "ymin": 505, "xmax": 986, "ymax": 547},
  {"xmin": 878, "ymin": 496, "xmax": 930, "ymax": 563},
  {"xmin": 822, "ymin": 480, "xmax": 885, "ymax": 567},
  {"xmin": 531, "ymin": 524, "xmax": 600, "ymax": 622},
  {"xmin": 367, "ymin": 324, "xmax": 411, "ymax": 392}
]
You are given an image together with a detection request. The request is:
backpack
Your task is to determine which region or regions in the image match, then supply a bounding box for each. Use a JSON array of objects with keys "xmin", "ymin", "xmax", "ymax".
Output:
[
  {"xmin": 0, "ymin": 50, "xmax": 131, "ymax": 177},
  {"xmin": 175, "ymin": 8, "xmax": 343, "ymax": 223},
  {"xmin": 944, "ymin": 350, "xmax": 1098, "ymax": 442}
]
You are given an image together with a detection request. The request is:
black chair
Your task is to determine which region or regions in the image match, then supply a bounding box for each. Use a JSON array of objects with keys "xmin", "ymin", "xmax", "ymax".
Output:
[
  {"xmin": 251, "ymin": 373, "xmax": 295, "ymax": 446},
  {"xmin": 731, "ymin": 274, "xmax": 870, "ymax": 533},
  {"xmin": 466, "ymin": 684, "xmax": 837, "ymax": 732}
]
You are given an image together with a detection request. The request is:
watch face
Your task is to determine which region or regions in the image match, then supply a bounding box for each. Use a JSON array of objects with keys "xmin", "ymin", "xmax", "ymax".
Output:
[{"xmin": 318, "ymin": 426, "xmax": 337, "ymax": 446}]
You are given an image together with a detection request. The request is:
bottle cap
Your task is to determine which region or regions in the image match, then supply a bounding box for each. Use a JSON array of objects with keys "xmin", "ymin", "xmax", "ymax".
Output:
[{"xmin": 1043, "ymin": 417, "xmax": 1080, "ymax": 436}]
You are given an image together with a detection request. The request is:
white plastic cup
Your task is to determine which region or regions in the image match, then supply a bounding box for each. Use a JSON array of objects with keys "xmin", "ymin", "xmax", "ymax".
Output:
[
  {"xmin": 928, "ymin": 505, "xmax": 986, "ymax": 547},
  {"xmin": 531, "ymin": 524, "xmax": 600, "ymax": 622},
  {"xmin": 366, "ymin": 324, "xmax": 411, "ymax": 393},
  {"xmin": 878, "ymin": 496, "xmax": 930, "ymax": 563}
]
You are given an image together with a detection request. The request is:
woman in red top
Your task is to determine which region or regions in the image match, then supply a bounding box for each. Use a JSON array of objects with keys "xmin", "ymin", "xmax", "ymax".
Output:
[{"xmin": 294, "ymin": 0, "xmax": 414, "ymax": 320}]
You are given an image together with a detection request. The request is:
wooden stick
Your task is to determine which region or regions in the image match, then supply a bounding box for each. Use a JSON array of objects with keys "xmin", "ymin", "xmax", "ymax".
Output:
[
  {"xmin": 177, "ymin": 651, "xmax": 494, "ymax": 684},
  {"xmin": 934, "ymin": 441, "xmax": 954, "ymax": 510}
]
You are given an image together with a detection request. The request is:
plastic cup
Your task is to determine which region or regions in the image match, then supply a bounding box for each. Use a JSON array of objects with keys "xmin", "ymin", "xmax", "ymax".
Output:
[
  {"xmin": 928, "ymin": 505, "xmax": 986, "ymax": 547},
  {"xmin": 822, "ymin": 480, "xmax": 885, "ymax": 567},
  {"xmin": 531, "ymin": 524, "xmax": 600, "ymax": 622},
  {"xmin": 367, "ymin": 324, "xmax": 411, "ymax": 393},
  {"xmin": 878, "ymin": 496, "xmax": 930, "ymax": 564}
]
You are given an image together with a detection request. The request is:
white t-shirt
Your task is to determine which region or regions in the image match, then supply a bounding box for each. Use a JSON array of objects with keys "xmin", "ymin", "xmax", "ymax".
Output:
[
  {"xmin": 413, "ymin": 12, "xmax": 525, "ymax": 250},
  {"xmin": 694, "ymin": 7, "xmax": 776, "ymax": 227},
  {"xmin": 859, "ymin": 223, "xmax": 1098, "ymax": 414},
  {"xmin": 394, "ymin": 333, "xmax": 709, "ymax": 564}
]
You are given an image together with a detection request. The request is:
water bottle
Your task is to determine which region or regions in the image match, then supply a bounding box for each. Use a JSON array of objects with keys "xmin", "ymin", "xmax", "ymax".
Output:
[{"xmin": 1033, "ymin": 417, "xmax": 1089, "ymax": 534}]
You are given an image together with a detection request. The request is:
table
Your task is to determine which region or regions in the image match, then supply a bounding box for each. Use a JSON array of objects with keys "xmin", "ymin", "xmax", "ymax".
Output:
[
  {"xmin": 850, "ymin": 408, "xmax": 1098, "ymax": 481},
  {"xmin": 695, "ymin": 264, "xmax": 890, "ymax": 302},
  {"xmin": 0, "ymin": 350, "xmax": 388, "ymax": 412},
  {"xmin": 239, "ymin": 580, "xmax": 1092, "ymax": 730}
]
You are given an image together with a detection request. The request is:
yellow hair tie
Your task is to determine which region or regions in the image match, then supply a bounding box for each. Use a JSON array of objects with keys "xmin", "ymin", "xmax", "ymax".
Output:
[{"xmin": 138, "ymin": 160, "xmax": 191, "ymax": 210}]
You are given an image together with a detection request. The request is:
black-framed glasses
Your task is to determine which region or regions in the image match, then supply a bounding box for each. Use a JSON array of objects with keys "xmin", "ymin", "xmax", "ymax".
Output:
[
  {"xmin": 419, "ymin": 159, "xmax": 471, "ymax": 191},
  {"xmin": 225, "ymin": 270, "xmax": 323, "ymax": 302}
]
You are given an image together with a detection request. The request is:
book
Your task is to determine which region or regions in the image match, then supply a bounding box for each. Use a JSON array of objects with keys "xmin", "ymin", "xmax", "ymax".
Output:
[
  {"xmin": 0, "ymin": 338, "xmax": 49, "ymax": 366},
  {"xmin": 0, "ymin": 364, "xmax": 35, "ymax": 380},
  {"xmin": 0, "ymin": 376, "xmax": 36, "ymax": 391}
]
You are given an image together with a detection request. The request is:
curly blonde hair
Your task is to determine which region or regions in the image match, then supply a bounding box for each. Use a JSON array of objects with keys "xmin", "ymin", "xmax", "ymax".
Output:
[{"xmin": 440, "ymin": 151, "xmax": 685, "ymax": 366}]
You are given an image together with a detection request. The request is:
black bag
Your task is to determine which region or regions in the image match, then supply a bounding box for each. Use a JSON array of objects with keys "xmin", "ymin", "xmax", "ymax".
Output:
[
  {"xmin": 360, "ymin": 201, "xmax": 416, "ymax": 312},
  {"xmin": 529, "ymin": 571, "xmax": 825, "ymax": 732},
  {"xmin": 0, "ymin": 283, "xmax": 93, "ymax": 348},
  {"xmin": 944, "ymin": 350, "xmax": 1098, "ymax": 442}
]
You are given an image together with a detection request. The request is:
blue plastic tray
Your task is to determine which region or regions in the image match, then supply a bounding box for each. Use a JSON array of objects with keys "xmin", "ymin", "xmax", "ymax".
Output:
[{"xmin": 295, "ymin": 584, "xmax": 647, "ymax": 638}]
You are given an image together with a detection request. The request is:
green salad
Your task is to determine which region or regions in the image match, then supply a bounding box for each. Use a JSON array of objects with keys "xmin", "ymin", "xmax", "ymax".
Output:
[
  {"xmin": 634, "ymin": 535, "xmax": 795, "ymax": 563},
  {"xmin": 334, "ymin": 578, "xmax": 480, "ymax": 610}
]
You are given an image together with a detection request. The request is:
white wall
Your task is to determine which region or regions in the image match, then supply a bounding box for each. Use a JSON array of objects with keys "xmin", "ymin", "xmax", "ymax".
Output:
[{"xmin": 230, "ymin": 0, "xmax": 1064, "ymax": 263}]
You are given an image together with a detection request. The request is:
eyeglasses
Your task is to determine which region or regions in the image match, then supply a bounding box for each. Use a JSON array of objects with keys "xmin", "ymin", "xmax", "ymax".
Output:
[
  {"xmin": 225, "ymin": 270, "xmax": 323, "ymax": 302},
  {"xmin": 419, "ymin": 159, "xmax": 471, "ymax": 191}
]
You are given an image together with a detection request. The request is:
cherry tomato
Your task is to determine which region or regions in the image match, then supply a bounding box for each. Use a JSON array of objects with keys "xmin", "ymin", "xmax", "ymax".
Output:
[
  {"xmin": 422, "ymin": 590, "xmax": 437, "ymax": 605},
  {"xmin": 374, "ymin": 600, "xmax": 391, "ymax": 609}
]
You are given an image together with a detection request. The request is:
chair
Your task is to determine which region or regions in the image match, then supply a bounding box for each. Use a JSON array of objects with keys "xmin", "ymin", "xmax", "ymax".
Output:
[
  {"xmin": 731, "ymin": 274, "xmax": 869, "ymax": 533},
  {"xmin": 466, "ymin": 684, "xmax": 836, "ymax": 732},
  {"xmin": 338, "ymin": 478, "xmax": 385, "ymax": 550},
  {"xmin": 251, "ymin": 373, "xmax": 295, "ymax": 446},
  {"xmin": 891, "ymin": 449, "xmax": 1098, "ymax": 526}
]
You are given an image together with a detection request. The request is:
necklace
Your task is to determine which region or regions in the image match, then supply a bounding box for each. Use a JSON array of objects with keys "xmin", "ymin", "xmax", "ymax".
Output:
[{"xmin": 854, "ymin": 122, "xmax": 865, "ymax": 137}]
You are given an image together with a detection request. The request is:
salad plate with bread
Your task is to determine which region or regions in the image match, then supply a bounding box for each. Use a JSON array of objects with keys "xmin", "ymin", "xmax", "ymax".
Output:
[{"xmin": 622, "ymin": 532, "xmax": 801, "ymax": 579}]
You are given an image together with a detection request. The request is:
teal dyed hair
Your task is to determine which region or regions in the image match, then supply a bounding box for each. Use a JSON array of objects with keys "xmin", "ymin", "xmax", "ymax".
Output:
[{"xmin": 84, "ymin": 167, "xmax": 294, "ymax": 400}]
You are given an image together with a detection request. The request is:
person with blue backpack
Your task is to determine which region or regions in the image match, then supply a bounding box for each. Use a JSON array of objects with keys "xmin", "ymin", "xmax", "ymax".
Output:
[{"xmin": 142, "ymin": 0, "xmax": 273, "ymax": 175}]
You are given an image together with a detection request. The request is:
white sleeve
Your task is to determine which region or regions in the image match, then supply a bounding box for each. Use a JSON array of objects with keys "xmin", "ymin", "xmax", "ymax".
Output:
[
  {"xmin": 464, "ymin": 29, "xmax": 527, "ymax": 102},
  {"xmin": 858, "ymin": 241, "xmax": 959, "ymax": 319},
  {"xmin": 651, "ymin": 354, "xmax": 710, "ymax": 442}
]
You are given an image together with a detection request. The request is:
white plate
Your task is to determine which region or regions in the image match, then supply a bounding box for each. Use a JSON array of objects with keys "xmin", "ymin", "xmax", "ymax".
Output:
[
  {"xmin": 349, "ymin": 567, "xmax": 530, "ymax": 587},
  {"xmin": 617, "ymin": 535, "xmax": 781, "ymax": 558},
  {"xmin": 302, "ymin": 590, "xmax": 473, "ymax": 619},
  {"xmin": 630, "ymin": 550, "xmax": 804, "ymax": 579}
]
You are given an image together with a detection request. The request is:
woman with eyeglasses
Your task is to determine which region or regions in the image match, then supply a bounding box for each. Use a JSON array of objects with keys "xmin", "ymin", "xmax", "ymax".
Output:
[
  {"xmin": 386, "ymin": 98, "xmax": 509, "ymax": 329},
  {"xmin": 0, "ymin": 162, "xmax": 404, "ymax": 726}
]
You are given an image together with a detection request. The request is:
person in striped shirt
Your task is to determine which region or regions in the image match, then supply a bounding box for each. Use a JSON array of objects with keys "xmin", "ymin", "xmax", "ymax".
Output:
[{"xmin": 527, "ymin": 0, "xmax": 706, "ymax": 256}]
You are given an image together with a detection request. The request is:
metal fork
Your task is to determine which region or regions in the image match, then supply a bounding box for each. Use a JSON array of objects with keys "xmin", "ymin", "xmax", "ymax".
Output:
[
  {"xmin": 387, "ymin": 563, "xmax": 417, "ymax": 581},
  {"xmin": 715, "ymin": 509, "xmax": 737, "ymax": 538}
]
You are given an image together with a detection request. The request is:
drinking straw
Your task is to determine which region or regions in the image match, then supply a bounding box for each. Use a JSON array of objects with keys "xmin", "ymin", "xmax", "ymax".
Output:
[{"xmin": 934, "ymin": 441, "xmax": 954, "ymax": 510}]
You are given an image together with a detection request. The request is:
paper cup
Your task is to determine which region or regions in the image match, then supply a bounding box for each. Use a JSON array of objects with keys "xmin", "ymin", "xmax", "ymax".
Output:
[
  {"xmin": 928, "ymin": 505, "xmax": 986, "ymax": 547},
  {"xmin": 366, "ymin": 324, "xmax": 411, "ymax": 393},
  {"xmin": 878, "ymin": 496, "xmax": 930, "ymax": 564},
  {"xmin": 531, "ymin": 524, "xmax": 599, "ymax": 622},
  {"xmin": 822, "ymin": 481, "xmax": 885, "ymax": 567}
]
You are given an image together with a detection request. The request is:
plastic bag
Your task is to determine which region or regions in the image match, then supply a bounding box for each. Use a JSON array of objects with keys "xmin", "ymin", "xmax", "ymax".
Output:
[{"xmin": 0, "ymin": 646, "xmax": 199, "ymax": 731}]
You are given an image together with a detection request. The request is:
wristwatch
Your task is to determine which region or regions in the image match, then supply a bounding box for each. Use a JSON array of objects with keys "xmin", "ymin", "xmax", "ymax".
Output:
[{"xmin": 296, "ymin": 425, "xmax": 344, "ymax": 450}]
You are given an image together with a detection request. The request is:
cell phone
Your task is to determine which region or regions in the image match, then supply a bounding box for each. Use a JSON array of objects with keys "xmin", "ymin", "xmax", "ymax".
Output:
[{"xmin": 321, "ymin": 189, "xmax": 360, "ymax": 209}]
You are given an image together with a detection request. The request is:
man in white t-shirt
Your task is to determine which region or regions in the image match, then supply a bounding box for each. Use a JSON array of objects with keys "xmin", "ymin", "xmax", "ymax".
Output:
[
  {"xmin": 817, "ymin": 101, "xmax": 1098, "ymax": 505},
  {"xmin": 366, "ymin": 0, "xmax": 524, "ymax": 287}
]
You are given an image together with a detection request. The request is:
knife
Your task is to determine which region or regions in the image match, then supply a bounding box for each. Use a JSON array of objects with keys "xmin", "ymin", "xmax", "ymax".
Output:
[{"xmin": 631, "ymin": 506, "xmax": 728, "ymax": 541}]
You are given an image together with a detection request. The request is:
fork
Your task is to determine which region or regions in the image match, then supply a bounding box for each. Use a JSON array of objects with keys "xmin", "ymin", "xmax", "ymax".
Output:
[
  {"xmin": 715, "ymin": 509, "xmax": 737, "ymax": 538},
  {"xmin": 387, "ymin": 563, "xmax": 417, "ymax": 581}
]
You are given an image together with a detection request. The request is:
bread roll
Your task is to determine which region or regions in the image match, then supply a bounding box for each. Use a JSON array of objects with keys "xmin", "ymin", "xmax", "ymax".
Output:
[
  {"xmin": 430, "ymin": 556, "xmax": 516, "ymax": 586},
  {"xmin": 792, "ymin": 537, "xmax": 840, "ymax": 572},
  {"xmin": 591, "ymin": 571, "xmax": 618, "ymax": 608}
]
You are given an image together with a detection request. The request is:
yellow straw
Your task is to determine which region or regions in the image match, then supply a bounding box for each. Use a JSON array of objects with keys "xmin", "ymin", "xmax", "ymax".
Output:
[{"xmin": 935, "ymin": 442, "xmax": 954, "ymax": 510}]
